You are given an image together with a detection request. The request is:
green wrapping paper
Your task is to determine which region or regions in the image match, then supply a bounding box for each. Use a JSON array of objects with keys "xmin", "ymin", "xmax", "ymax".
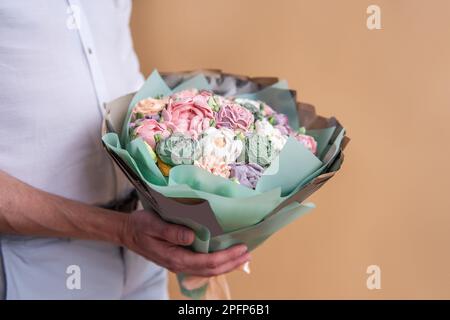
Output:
[{"xmin": 101, "ymin": 70, "xmax": 349, "ymax": 299}]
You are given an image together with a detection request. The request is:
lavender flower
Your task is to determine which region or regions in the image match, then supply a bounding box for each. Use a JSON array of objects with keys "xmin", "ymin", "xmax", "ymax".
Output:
[{"xmin": 229, "ymin": 163, "xmax": 264, "ymax": 189}]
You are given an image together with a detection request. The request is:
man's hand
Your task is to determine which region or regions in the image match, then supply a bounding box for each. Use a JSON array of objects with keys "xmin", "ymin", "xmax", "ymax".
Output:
[{"xmin": 122, "ymin": 210, "xmax": 251, "ymax": 277}]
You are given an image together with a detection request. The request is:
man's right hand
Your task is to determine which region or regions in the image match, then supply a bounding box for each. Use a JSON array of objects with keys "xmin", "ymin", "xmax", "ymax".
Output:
[{"xmin": 121, "ymin": 210, "xmax": 251, "ymax": 277}]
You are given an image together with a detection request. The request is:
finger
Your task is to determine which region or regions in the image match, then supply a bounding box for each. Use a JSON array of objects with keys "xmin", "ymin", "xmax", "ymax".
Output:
[
  {"xmin": 169, "ymin": 244, "xmax": 248, "ymax": 275},
  {"xmin": 201, "ymin": 252, "xmax": 251, "ymax": 277},
  {"xmin": 146, "ymin": 212, "xmax": 195, "ymax": 246},
  {"xmin": 136, "ymin": 238, "xmax": 193, "ymax": 272}
]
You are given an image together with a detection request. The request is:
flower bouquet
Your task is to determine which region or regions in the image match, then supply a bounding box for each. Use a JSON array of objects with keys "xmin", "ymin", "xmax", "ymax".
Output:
[{"xmin": 101, "ymin": 69, "xmax": 349, "ymax": 299}]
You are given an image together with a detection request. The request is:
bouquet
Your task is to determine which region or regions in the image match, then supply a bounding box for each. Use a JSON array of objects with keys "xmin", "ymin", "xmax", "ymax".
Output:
[
  {"xmin": 129, "ymin": 89, "xmax": 318, "ymax": 187},
  {"xmin": 101, "ymin": 70, "xmax": 349, "ymax": 299}
]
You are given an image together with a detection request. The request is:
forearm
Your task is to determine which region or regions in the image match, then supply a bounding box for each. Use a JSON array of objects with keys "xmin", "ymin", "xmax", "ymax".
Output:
[{"xmin": 0, "ymin": 170, "xmax": 127, "ymax": 244}]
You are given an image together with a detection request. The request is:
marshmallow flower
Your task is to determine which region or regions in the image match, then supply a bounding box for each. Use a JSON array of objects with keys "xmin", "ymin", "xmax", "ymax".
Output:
[
  {"xmin": 254, "ymin": 119, "xmax": 287, "ymax": 153},
  {"xmin": 156, "ymin": 133, "xmax": 200, "ymax": 166},
  {"xmin": 239, "ymin": 134, "xmax": 276, "ymax": 167},
  {"xmin": 270, "ymin": 113, "xmax": 293, "ymax": 136},
  {"xmin": 194, "ymin": 155, "xmax": 231, "ymax": 179},
  {"xmin": 161, "ymin": 90, "xmax": 214, "ymax": 139},
  {"xmin": 294, "ymin": 133, "xmax": 318, "ymax": 154},
  {"xmin": 133, "ymin": 97, "xmax": 167, "ymax": 118},
  {"xmin": 229, "ymin": 163, "xmax": 264, "ymax": 189},
  {"xmin": 215, "ymin": 103, "xmax": 254, "ymax": 133},
  {"xmin": 134, "ymin": 119, "xmax": 170, "ymax": 149},
  {"xmin": 197, "ymin": 127, "xmax": 243, "ymax": 164}
]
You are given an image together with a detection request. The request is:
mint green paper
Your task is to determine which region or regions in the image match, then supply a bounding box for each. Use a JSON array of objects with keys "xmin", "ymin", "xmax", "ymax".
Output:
[
  {"xmin": 307, "ymin": 127, "xmax": 336, "ymax": 159},
  {"xmin": 256, "ymin": 137, "xmax": 323, "ymax": 196},
  {"xmin": 172, "ymin": 73, "xmax": 212, "ymax": 93},
  {"xmin": 127, "ymin": 138, "xmax": 167, "ymax": 186},
  {"xmin": 168, "ymin": 165, "xmax": 259, "ymax": 198},
  {"xmin": 282, "ymin": 128, "xmax": 346, "ymax": 199},
  {"xmin": 236, "ymin": 81, "xmax": 299, "ymax": 130},
  {"xmin": 103, "ymin": 133, "xmax": 144, "ymax": 180}
]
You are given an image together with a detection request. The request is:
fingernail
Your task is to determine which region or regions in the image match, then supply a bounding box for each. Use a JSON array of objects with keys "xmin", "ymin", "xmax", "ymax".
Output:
[
  {"xmin": 239, "ymin": 245, "xmax": 248, "ymax": 255},
  {"xmin": 182, "ymin": 230, "xmax": 192, "ymax": 244}
]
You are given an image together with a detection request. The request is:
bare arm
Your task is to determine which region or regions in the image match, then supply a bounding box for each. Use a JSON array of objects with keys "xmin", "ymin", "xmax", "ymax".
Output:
[
  {"xmin": 0, "ymin": 170, "xmax": 250, "ymax": 276},
  {"xmin": 0, "ymin": 169, "xmax": 126, "ymax": 243}
]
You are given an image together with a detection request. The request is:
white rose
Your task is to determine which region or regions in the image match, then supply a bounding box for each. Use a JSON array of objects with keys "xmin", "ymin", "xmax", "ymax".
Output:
[
  {"xmin": 198, "ymin": 127, "xmax": 243, "ymax": 163},
  {"xmin": 255, "ymin": 119, "xmax": 287, "ymax": 152}
]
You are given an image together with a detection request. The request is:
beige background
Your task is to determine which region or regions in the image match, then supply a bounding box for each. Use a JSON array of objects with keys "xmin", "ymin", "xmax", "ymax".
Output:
[{"xmin": 130, "ymin": 0, "xmax": 450, "ymax": 299}]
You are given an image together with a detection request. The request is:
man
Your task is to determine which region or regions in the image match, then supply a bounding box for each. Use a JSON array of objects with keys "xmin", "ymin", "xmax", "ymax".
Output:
[{"xmin": 0, "ymin": 0, "xmax": 250, "ymax": 299}]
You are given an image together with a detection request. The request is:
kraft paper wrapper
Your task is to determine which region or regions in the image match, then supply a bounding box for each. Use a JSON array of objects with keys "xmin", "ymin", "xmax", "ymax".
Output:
[{"xmin": 101, "ymin": 70, "xmax": 349, "ymax": 299}]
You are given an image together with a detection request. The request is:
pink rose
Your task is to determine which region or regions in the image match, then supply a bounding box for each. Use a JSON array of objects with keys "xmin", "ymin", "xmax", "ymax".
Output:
[
  {"xmin": 215, "ymin": 103, "xmax": 254, "ymax": 133},
  {"xmin": 294, "ymin": 134, "xmax": 318, "ymax": 154},
  {"xmin": 162, "ymin": 90, "xmax": 214, "ymax": 139},
  {"xmin": 134, "ymin": 119, "xmax": 170, "ymax": 149},
  {"xmin": 171, "ymin": 89, "xmax": 199, "ymax": 100}
]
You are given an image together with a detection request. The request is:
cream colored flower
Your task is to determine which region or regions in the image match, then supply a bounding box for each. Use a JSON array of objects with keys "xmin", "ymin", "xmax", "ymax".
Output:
[
  {"xmin": 197, "ymin": 127, "xmax": 243, "ymax": 164},
  {"xmin": 194, "ymin": 155, "xmax": 231, "ymax": 178},
  {"xmin": 254, "ymin": 119, "xmax": 287, "ymax": 153},
  {"xmin": 133, "ymin": 97, "xmax": 167, "ymax": 116}
]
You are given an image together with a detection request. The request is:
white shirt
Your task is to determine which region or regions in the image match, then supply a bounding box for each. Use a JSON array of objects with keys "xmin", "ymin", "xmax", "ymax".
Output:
[
  {"xmin": 0, "ymin": 0, "xmax": 167, "ymax": 300},
  {"xmin": 0, "ymin": 0, "xmax": 143, "ymax": 204}
]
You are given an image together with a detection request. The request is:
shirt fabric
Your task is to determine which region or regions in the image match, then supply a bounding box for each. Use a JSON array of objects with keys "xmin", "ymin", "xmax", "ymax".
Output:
[{"xmin": 0, "ymin": 0, "xmax": 167, "ymax": 299}]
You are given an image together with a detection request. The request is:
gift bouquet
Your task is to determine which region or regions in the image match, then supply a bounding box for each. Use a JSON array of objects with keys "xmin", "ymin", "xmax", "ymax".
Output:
[{"xmin": 101, "ymin": 70, "xmax": 349, "ymax": 299}]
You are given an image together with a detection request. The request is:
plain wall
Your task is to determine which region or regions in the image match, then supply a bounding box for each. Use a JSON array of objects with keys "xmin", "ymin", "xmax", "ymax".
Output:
[{"xmin": 130, "ymin": 0, "xmax": 450, "ymax": 299}]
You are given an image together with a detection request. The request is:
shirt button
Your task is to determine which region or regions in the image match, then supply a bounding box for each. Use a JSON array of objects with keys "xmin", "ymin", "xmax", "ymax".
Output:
[{"xmin": 87, "ymin": 47, "xmax": 93, "ymax": 55}]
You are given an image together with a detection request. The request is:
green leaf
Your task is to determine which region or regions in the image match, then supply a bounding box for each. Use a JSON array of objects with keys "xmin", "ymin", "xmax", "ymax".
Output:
[
  {"xmin": 298, "ymin": 127, "xmax": 306, "ymax": 135},
  {"xmin": 135, "ymin": 112, "xmax": 144, "ymax": 120},
  {"xmin": 268, "ymin": 116, "xmax": 276, "ymax": 125}
]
